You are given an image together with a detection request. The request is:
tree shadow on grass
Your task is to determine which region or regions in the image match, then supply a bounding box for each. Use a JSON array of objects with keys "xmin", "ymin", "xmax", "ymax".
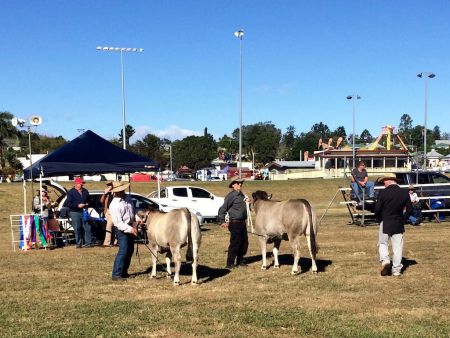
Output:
[{"xmin": 244, "ymin": 253, "xmax": 332, "ymax": 273}]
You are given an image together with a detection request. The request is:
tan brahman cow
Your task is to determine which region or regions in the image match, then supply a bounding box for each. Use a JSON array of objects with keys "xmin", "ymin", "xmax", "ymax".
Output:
[
  {"xmin": 251, "ymin": 190, "xmax": 318, "ymax": 274},
  {"xmin": 139, "ymin": 208, "xmax": 201, "ymax": 285}
]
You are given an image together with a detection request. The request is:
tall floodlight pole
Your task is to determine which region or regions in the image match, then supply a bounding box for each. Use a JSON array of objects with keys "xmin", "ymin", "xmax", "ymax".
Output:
[
  {"xmin": 346, "ymin": 95, "xmax": 361, "ymax": 168},
  {"xmin": 234, "ymin": 29, "xmax": 244, "ymax": 178},
  {"xmin": 417, "ymin": 72, "xmax": 436, "ymax": 170},
  {"xmin": 96, "ymin": 46, "xmax": 144, "ymax": 149},
  {"xmin": 12, "ymin": 115, "xmax": 42, "ymax": 214},
  {"xmin": 165, "ymin": 144, "xmax": 173, "ymax": 173},
  {"xmin": 170, "ymin": 145, "xmax": 173, "ymax": 173}
]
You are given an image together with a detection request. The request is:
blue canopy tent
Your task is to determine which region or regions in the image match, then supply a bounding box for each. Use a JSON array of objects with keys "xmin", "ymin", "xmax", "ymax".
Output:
[
  {"xmin": 21, "ymin": 130, "xmax": 159, "ymax": 215},
  {"xmin": 24, "ymin": 130, "xmax": 159, "ymax": 179}
]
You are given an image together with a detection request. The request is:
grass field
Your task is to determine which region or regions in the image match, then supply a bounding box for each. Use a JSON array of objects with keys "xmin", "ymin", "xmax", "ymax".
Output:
[{"xmin": 1, "ymin": 179, "xmax": 449, "ymax": 337}]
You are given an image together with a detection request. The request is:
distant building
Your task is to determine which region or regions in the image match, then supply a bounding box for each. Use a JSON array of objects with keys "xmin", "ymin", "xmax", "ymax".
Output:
[
  {"xmin": 265, "ymin": 160, "xmax": 315, "ymax": 172},
  {"xmin": 426, "ymin": 149, "xmax": 444, "ymax": 167},
  {"xmin": 17, "ymin": 154, "xmax": 47, "ymax": 170},
  {"xmin": 264, "ymin": 160, "xmax": 316, "ymax": 180},
  {"xmin": 434, "ymin": 140, "xmax": 450, "ymax": 149}
]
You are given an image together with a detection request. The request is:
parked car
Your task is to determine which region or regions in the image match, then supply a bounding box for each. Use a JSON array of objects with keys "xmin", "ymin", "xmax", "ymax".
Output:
[
  {"xmin": 175, "ymin": 173, "xmax": 197, "ymax": 181},
  {"xmin": 83, "ymin": 175, "xmax": 107, "ymax": 182},
  {"xmin": 40, "ymin": 180, "xmax": 204, "ymax": 228},
  {"xmin": 374, "ymin": 171, "xmax": 450, "ymax": 208},
  {"xmin": 147, "ymin": 186, "xmax": 224, "ymax": 222}
]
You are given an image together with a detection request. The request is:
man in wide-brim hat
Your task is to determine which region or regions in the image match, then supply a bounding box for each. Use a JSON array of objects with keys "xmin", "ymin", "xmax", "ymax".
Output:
[
  {"xmin": 109, "ymin": 181, "xmax": 138, "ymax": 281},
  {"xmin": 228, "ymin": 178, "xmax": 245, "ymax": 188},
  {"xmin": 374, "ymin": 173, "xmax": 413, "ymax": 277},
  {"xmin": 218, "ymin": 177, "xmax": 249, "ymax": 269}
]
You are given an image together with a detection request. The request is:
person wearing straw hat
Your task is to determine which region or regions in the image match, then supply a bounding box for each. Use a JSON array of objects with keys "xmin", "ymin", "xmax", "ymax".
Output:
[
  {"xmin": 374, "ymin": 173, "xmax": 413, "ymax": 277},
  {"xmin": 218, "ymin": 178, "xmax": 249, "ymax": 269},
  {"xmin": 109, "ymin": 181, "xmax": 139, "ymax": 281},
  {"xmin": 66, "ymin": 177, "xmax": 91, "ymax": 248}
]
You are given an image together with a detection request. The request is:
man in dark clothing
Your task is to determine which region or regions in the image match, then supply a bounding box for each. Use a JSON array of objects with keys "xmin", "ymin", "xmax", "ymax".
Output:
[
  {"xmin": 218, "ymin": 178, "xmax": 249, "ymax": 269},
  {"xmin": 374, "ymin": 173, "xmax": 413, "ymax": 277},
  {"xmin": 66, "ymin": 177, "xmax": 91, "ymax": 248}
]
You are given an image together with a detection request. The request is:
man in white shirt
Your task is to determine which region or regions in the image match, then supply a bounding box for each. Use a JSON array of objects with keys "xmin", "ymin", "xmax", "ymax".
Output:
[{"xmin": 109, "ymin": 181, "xmax": 139, "ymax": 281}]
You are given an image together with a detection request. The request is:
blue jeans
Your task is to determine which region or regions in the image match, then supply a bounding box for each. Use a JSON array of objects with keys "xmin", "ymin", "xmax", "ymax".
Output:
[
  {"xmin": 112, "ymin": 229, "xmax": 135, "ymax": 278},
  {"xmin": 70, "ymin": 211, "xmax": 92, "ymax": 246},
  {"xmin": 351, "ymin": 181, "xmax": 375, "ymax": 199}
]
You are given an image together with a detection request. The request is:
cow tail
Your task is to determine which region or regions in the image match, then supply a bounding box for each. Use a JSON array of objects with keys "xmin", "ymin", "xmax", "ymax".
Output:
[
  {"xmin": 185, "ymin": 208, "xmax": 194, "ymax": 262},
  {"xmin": 301, "ymin": 199, "xmax": 318, "ymax": 255}
]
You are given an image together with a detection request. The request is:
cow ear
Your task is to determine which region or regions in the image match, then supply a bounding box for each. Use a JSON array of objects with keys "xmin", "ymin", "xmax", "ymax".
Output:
[{"xmin": 269, "ymin": 194, "xmax": 272, "ymax": 200}]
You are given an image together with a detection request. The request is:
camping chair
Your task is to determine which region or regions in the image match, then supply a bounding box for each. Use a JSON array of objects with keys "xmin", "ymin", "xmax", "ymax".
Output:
[
  {"xmin": 55, "ymin": 206, "xmax": 74, "ymax": 245},
  {"xmin": 46, "ymin": 218, "xmax": 66, "ymax": 247}
]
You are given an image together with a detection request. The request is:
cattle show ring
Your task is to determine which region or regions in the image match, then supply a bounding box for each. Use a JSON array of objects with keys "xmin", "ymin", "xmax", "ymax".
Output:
[{"xmin": 2, "ymin": 172, "xmax": 450, "ymax": 337}]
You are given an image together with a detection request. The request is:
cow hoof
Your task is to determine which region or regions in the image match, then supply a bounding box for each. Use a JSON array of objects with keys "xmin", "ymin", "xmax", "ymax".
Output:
[
  {"xmin": 261, "ymin": 265, "xmax": 267, "ymax": 270},
  {"xmin": 166, "ymin": 273, "xmax": 173, "ymax": 279},
  {"xmin": 174, "ymin": 281, "xmax": 180, "ymax": 286},
  {"xmin": 312, "ymin": 270, "xmax": 318, "ymax": 274},
  {"xmin": 274, "ymin": 265, "xmax": 280, "ymax": 269},
  {"xmin": 191, "ymin": 280, "xmax": 198, "ymax": 285},
  {"xmin": 150, "ymin": 275, "xmax": 156, "ymax": 279},
  {"xmin": 291, "ymin": 270, "xmax": 299, "ymax": 275}
]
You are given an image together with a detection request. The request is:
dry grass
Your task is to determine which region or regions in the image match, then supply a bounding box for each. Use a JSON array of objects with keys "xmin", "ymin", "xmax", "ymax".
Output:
[{"xmin": 1, "ymin": 179, "xmax": 449, "ymax": 337}]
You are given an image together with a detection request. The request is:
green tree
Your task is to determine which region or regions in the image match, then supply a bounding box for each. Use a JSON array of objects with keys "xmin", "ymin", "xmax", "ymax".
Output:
[
  {"xmin": 232, "ymin": 122, "xmax": 281, "ymax": 164},
  {"xmin": 310, "ymin": 122, "xmax": 331, "ymax": 138},
  {"xmin": 0, "ymin": 112, "xmax": 17, "ymax": 168},
  {"xmin": 290, "ymin": 131, "xmax": 318, "ymax": 160},
  {"xmin": 432, "ymin": 125, "xmax": 441, "ymax": 141},
  {"xmin": 118, "ymin": 124, "xmax": 135, "ymax": 147},
  {"xmin": 279, "ymin": 125, "xmax": 297, "ymax": 160},
  {"xmin": 131, "ymin": 133, "xmax": 167, "ymax": 168},
  {"xmin": 409, "ymin": 125, "xmax": 423, "ymax": 150},
  {"xmin": 331, "ymin": 126, "xmax": 347, "ymax": 147},
  {"xmin": 281, "ymin": 125, "xmax": 296, "ymax": 148},
  {"xmin": 358, "ymin": 129, "xmax": 373, "ymax": 143},
  {"xmin": 5, "ymin": 148, "xmax": 22, "ymax": 170},
  {"xmin": 217, "ymin": 134, "xmax": 238, "ymax": 161},
  {"xmin": 172, "ymin": 133, "xmax": 217, "ymax": 171},
  {"xmin": 398, "ymin": 114, "xmax": 413, "ymax": 133},
  {"xmin": 217, "ymin": 134, "xmax": 237, "ymax": 151},
  {"xmin": 398, "ymin": 114, "xmax": 414, "ymax": 147},
  {"xmin": 332, "ymin": 126, "xmax": 347, "ymax": 139}
]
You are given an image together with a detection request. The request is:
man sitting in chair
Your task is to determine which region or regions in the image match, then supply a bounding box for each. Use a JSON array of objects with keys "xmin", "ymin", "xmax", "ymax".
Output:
[{"xmin": 351, "ymin": 161, "xmax": 375, "ymax": 201}]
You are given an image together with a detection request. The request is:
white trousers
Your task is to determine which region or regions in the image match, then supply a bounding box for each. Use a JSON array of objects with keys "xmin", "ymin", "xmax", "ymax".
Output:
[{"xmin": 378, "ymin": 222, "xmax": 403, "ymax": 275}]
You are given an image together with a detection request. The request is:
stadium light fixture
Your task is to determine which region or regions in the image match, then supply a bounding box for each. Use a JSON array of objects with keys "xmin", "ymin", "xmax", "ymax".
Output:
[{"xmin": 96, "ymin": 46, "xmax": 144, "ymax": 149}]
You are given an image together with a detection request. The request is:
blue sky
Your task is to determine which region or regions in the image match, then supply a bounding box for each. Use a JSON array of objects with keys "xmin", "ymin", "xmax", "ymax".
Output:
[{"xmin": 1, "ymin": 1, "xmax": 449, "ymax": 144}]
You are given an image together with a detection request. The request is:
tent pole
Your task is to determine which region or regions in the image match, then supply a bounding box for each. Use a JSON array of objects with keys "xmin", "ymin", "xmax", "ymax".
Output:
[
  {"xmin": 157, "ymin": 170, "xmax": 161, "ymax": 201},
  {"xmin": 23, "ymin": 177, "xmax": 27, "ymax": 214},
  {"xmin": 39, "ymin": 174, "xmax": 43, "ymax": 216}
]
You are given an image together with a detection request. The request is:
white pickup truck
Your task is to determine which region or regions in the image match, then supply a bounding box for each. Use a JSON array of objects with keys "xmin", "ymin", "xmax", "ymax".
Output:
[{"xmin": 147, "ymin": 186, "xmax": 224, "ymax": 222}]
